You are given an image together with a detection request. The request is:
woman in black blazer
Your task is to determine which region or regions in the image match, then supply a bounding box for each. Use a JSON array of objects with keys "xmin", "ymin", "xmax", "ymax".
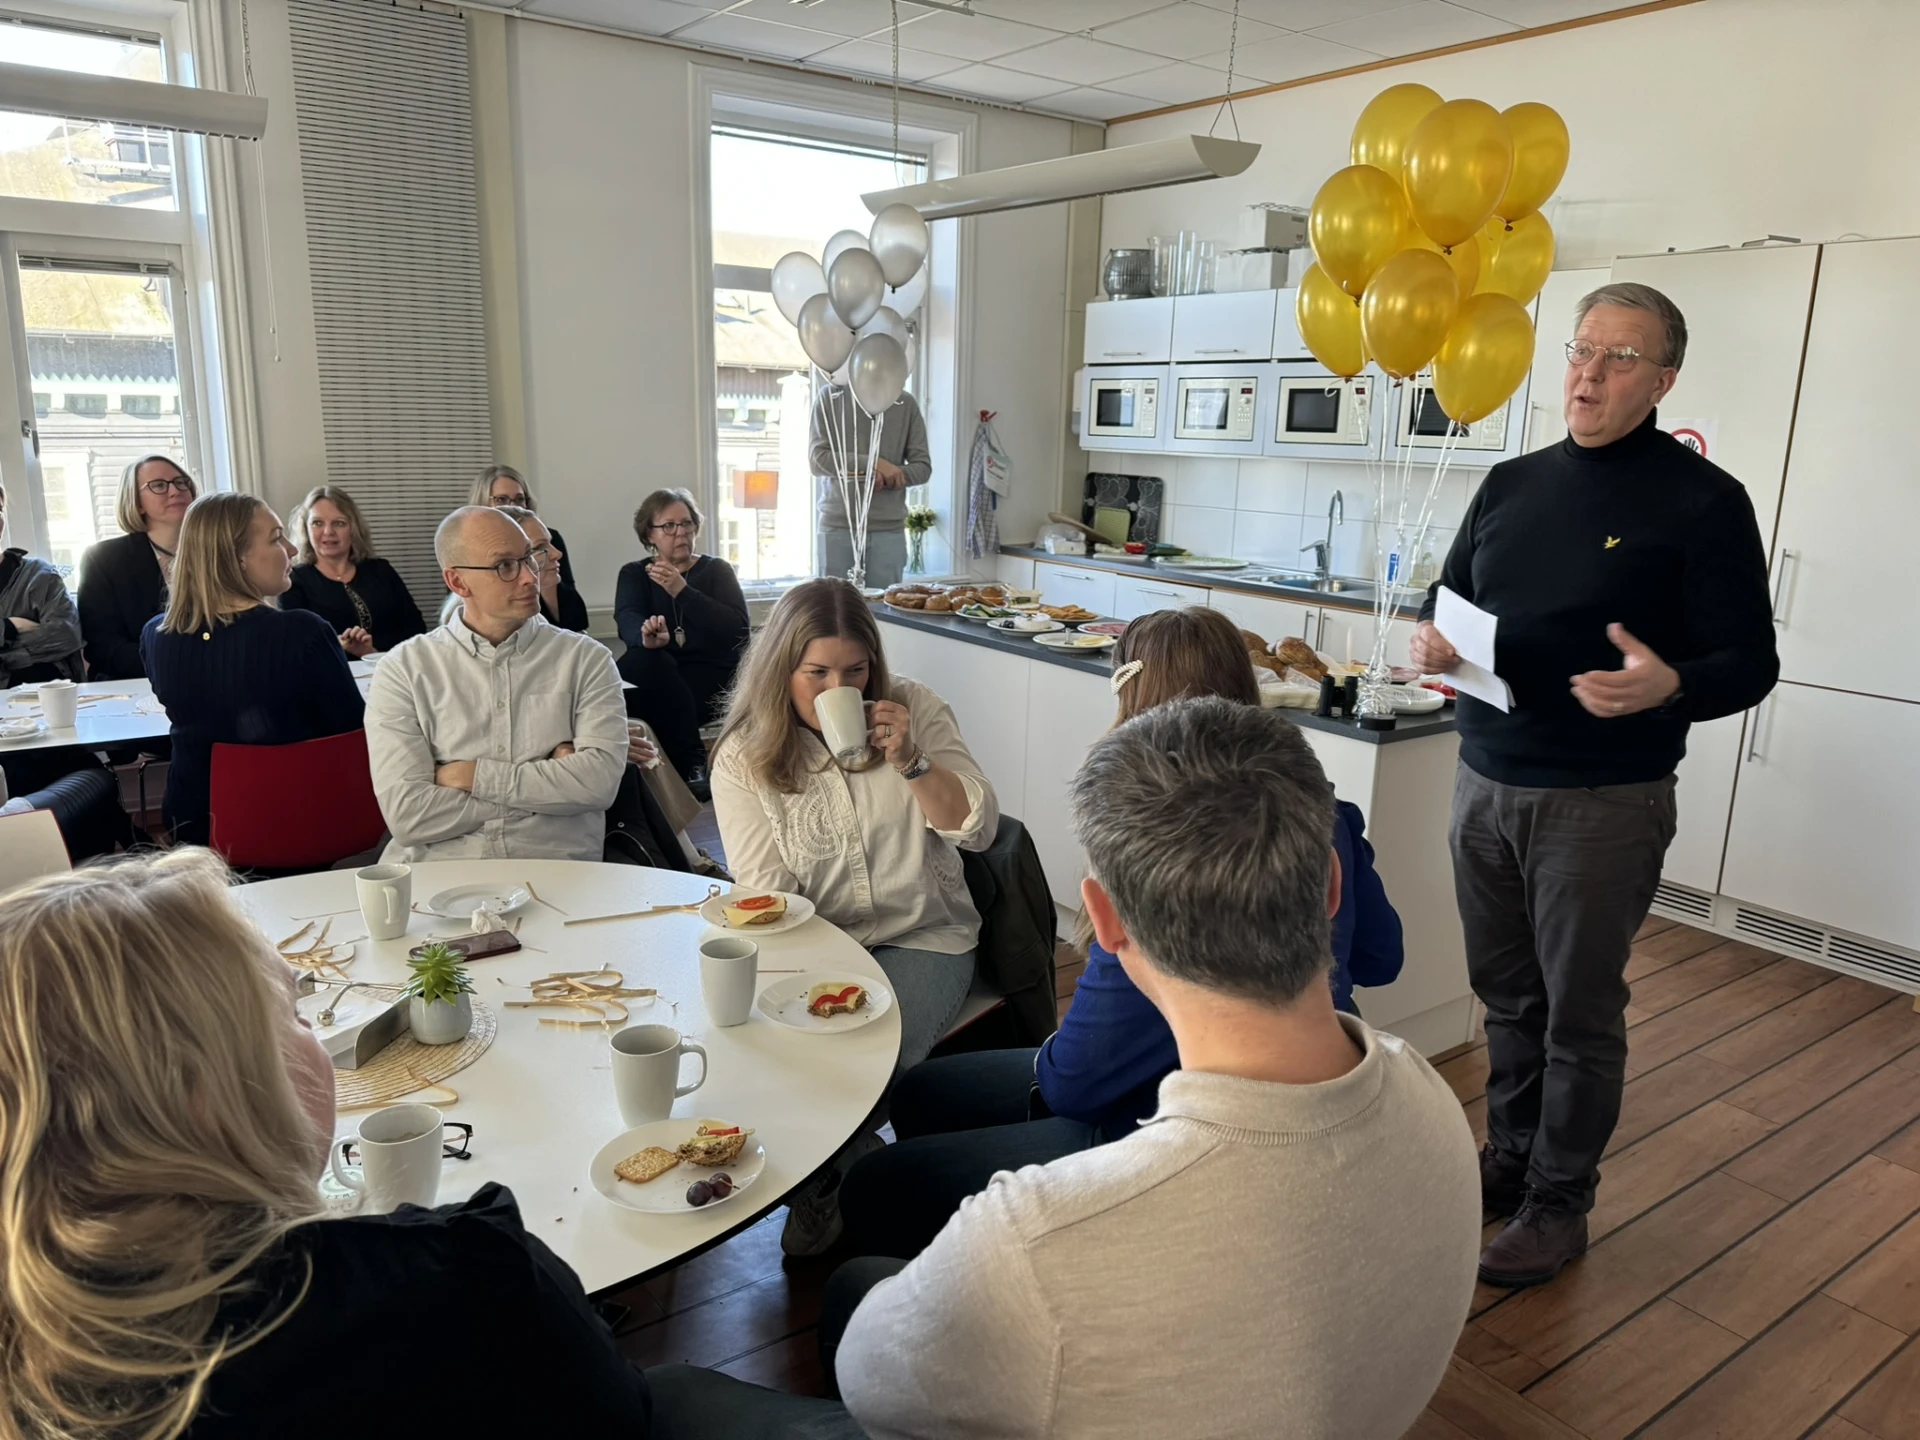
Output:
[
  {"xmin": 472, "ymin": 463, "xmax": 583, "ymax": 616},
  {"xmin": 76, "ymin": 454, "xmax": 196, "ymax": 679},
  {"xmin": 283, "ymin": 485, "xmax": 426, "ymax": 656}
]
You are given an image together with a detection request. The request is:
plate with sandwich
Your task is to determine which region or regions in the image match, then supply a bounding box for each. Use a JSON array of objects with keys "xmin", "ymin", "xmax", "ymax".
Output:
[
  {"xmin": 591, "ymin": 1117, "xmax": 766, "ymax": 1214},
  {"xmin": 756, "ymin": 973, "xmax": 895, "ymax": 1034},
  {"xmin": 699, "ymin": 887, "xmax": 816, "ymax": 935}
]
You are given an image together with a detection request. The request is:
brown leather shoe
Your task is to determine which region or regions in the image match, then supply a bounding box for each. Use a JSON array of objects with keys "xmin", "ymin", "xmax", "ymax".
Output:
[
  {"xmin": 1480, "ymin": 1142, "xmax": 1529, "ymax": 1221},
  {"xmin": 1477, "ymin": 1195, "xmax": 1588, "ymax": 1288}
]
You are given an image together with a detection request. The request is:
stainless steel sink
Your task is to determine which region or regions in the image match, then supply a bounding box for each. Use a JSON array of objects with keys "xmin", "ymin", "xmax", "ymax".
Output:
[{"xmin": 1251, "ymin": 574, "xmax": 1373, "ymax": 598}]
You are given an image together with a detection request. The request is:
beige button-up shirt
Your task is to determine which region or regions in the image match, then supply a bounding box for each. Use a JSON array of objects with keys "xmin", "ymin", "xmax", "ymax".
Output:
[{"xmin": 367, "ymin": 612, "xmax": 627, "ymax": 863}]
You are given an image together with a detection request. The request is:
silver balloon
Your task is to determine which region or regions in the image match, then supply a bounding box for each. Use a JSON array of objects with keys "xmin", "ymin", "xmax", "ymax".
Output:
[
  {"xmin": 869, "ymin": 203, "xmax": 930, "ymax": 287},
  {"xmin": 827, "ymin": 247, "xmax": 886, "ymax": 331},
  {"xmin": 821, "ymin": 228, "xmax": 869, "ymax": 275},
  {"xmin": 771, "ymin": 251, "xmax": 826, "ymax": 326},
  {"xmin": 797, "ymin": 292, "xmax": 855, "ymax": 373},
  {"xmin": 856, "ymin": 304, "xmax": 909, "ymax": 354},
  {"xmin": 887, "ymin": 266, "xmax": 929, "ymax": 318},
  {"xmin": 847, "ymin": 333, "xmax": 909, "ymax": 417}
]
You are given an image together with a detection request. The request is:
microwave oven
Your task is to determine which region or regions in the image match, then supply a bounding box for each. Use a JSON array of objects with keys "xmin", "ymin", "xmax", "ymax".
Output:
[
  {"xmin": 1081, "ymin": 366, "xmax": 1168, "ymax": 450},
  {"xmin": 1388, "ymin": 377, "xmax": 1528, "ymax": 464},
  {"xmin": 1264, "ymin": 368, "xmax": 1378, "ymax": 460},
  {"xmin": 1167, "ymin": 366, "xmax": 1267, "ymax": 454}
]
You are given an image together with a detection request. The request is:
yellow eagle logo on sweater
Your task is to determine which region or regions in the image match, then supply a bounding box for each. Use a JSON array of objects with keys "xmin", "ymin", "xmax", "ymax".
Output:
[{"xmin": 1604, "ymin": 536, "xmax": 1621, "ymax": 549}]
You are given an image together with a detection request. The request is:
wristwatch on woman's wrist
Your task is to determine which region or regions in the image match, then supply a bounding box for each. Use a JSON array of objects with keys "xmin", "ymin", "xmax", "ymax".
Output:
[{"xmin": 895, "ymin": 748, "xmax": 933, "ymax": 781}]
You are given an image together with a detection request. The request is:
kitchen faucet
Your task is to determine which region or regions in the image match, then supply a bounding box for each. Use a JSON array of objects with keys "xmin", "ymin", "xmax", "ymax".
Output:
[{"xmin": 1302, "ymin": 489, "xmax": 1343, "ymax": 585}]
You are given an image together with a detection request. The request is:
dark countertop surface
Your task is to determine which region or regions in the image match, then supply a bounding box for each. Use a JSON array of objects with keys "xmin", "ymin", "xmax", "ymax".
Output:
[
  {"xmin": 998, "ymin": 544, "xmax": 1429, "ymax": 621},
  {"xmin": 873, "ymin": 602, "xmax": 1456, "ymax": 747}
]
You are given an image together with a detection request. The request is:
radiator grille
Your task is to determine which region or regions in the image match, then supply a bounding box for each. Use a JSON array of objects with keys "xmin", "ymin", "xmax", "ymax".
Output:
[{"xmin": 1651, "ymin": 880, "xmax": 1714, "ymax": 921}]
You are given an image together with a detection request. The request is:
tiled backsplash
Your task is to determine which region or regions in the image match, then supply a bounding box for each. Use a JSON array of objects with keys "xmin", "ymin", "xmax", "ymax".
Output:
[{"xmin": 1083, "ymin": 452, "xmax": 1486, "ymax": 583}]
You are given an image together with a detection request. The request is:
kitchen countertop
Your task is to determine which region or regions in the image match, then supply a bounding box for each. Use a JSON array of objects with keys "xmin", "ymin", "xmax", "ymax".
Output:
[
  {"xmin": 999, "ymin": 544, "xmax": 1429, "ymax": 621},
  {"xmin": 872, "ymin": 602, "xmax": 1456, "ymax": 746}
]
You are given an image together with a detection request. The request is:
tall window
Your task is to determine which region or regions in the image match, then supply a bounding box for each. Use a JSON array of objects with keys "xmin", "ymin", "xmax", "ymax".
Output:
[
  {"xmin": 0, "ymin": 18, "xmax": 177, "ymax": 209},
  {"xmin": 709, "ymin": 125, "xmax": 924, "ymax": 584}
]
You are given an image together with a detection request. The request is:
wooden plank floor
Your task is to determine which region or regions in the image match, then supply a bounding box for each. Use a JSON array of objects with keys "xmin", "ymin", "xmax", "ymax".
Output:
[{"xmin": 603, "ymin": 911, "xmax": 1920, "ymax": 1439}]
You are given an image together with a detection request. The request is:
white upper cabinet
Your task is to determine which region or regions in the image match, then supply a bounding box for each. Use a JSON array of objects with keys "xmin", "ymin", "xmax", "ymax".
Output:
[
  {"xmin": 1766, "ymin": 237, "xmax": 1920, "ymax": 699},
  {"xmin": 1084, "ymin": 297, "xmax": 1174, "ymax": 365},
  {"xmin": 1171, "ymin": 290, "xmax": 1278, "ymax": 363},
  {"xmin": 1271, "ymin": 288, "xmax": 1311, "ymax": 360}
]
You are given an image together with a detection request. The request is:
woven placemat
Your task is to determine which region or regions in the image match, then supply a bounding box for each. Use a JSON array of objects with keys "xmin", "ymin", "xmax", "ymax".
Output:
[{"xmin": 334, "ymin": 992, "xmax": 499, "ymax": 1110}]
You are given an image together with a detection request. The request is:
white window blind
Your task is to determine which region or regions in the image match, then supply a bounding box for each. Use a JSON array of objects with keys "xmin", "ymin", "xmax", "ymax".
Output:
[{"xmin": 286, "ymin": 0, "xmax": 491, "ymax": 609}]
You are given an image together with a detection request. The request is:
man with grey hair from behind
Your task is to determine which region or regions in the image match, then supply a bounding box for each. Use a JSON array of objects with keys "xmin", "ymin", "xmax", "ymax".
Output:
[
  {"xmin": 804, "ymin": 697, "xmax": 1480, "ymax": 1440},
  {"xmin": 1412, "ymin": 280, "xmax": 1778, "ymax": 1288},
  {"xmin": 365, "ymin": 505, "xmax": 626, "ymax": 862}
]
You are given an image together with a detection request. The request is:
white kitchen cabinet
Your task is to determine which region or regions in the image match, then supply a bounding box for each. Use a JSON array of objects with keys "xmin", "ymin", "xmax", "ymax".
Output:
[
  {"xmin": 1660, "ymin": 713, "xmax": 1749, "ymax": 895},
  {"xmin": 1021, "ymin": 662, "xmax": 1118, "ymax": 909},
  {"xmin": 1084, "ymin": 297, "xmax": 1174, "ymax": 365},
  {"xmin": 1315, "ymin": 608, "xmax": 1416, "ymax": 670},
  {"xmin": 1768, "ymin": 237, "xmax": 1920, "ymax": 702},
  {"xmin": 1270, "ymin": 287, "xmax": 1311, "ymax": 361},
  {"xmin": 880, "ymin": 622, "xmax": 1030, "ymax": 818},
  {"xmin": 1206, "ymin": 588, "xmax": 1318, "ymax": 649},
  {"xmin": 1170, "ymin": 290, "xmax": 1278, "ymax": 362},
  {"xmin": 994, "ymin": 554, "xmax": 1036, "ymax": 592},
  {"xmin": 1719, "ymin": 683, "xmax": 1920, "ymax": 952},
  {"xmin": 1032, "ymin": 560, "xmax": 1117, "ymax": 618},
  {"xmin": 1110, "ymin": 572, "xmax": 1209, "ymax": 623}
]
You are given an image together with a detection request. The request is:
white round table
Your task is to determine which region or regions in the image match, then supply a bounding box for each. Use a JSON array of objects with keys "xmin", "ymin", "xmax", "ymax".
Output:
[{"xmin": 235, "ymin": 859, "xmax": 899, "ymax": 1294}]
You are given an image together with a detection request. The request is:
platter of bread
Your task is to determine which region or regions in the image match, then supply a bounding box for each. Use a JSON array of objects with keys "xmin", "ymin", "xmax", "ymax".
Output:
[
  {"xmin": 700, "ymin": 888, "xmax": 815, "ymax": 935},
  {"xmin": 592, "ymin": 1117, "xmax": 767, "ymax": 1213},
  {"xmin": 755, "ymin": 972, "xmax": 895, "ymax": 1033},
  {"xmin": 880, "ymin": 582, "xmax": 1011, "ymax": 613}
]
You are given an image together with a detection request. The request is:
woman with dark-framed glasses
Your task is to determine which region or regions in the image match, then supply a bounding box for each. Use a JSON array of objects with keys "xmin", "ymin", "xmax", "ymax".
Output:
[
  {"xmin": 493, "ymin": 503, "xmax": 588, "ymax": 632},
  {"xmin": 614, "ymin": 488, "xmax": 749, "ymax": 796},
  {"xmin": 76, "ymin": 453, "xmax": 197, "ymax": 679},
  {"xmin": 471, "ymin": 462, "xmax": 586, "ymax": 627}
]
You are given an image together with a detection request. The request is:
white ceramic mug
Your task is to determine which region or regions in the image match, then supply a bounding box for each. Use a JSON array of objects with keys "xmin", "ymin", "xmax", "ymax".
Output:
[
  {"xmin": 37, "ymin": 680, "xmax": 77, "ymax": 729},
  {"xmin": 816, "ymin": 685, "xmax": 869, "ymax": 764},
  {"xmin": 611, "ymin": 1023, "xmax": 707, "ymax": 1126},
  {"xmin": 699, "ymin": 936, "xmax": 759, "ymax": 1027},
  {"xmin": 329, "ymin": 1103, "xmax": 448, "ymax": 1212},
  {"xmin": 356, "ymin": 863, "xmax": 411, "ymax": 941}
]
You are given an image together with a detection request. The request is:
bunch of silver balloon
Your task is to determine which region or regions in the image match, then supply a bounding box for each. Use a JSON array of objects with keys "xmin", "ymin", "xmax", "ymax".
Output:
[{"xmin": 771, "ymin": 205, "xmax": 931, "ymax": 590}]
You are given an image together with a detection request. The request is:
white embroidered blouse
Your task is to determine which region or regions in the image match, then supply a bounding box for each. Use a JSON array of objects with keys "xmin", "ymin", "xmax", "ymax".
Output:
[{"xmin": 710, "ymin": 676, "xmax": 998, "ymax": 955}]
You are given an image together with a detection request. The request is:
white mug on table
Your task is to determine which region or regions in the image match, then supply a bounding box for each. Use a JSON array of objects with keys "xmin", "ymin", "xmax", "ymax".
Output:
[
  {"xmin": 330, "ymin": 1103, "xmax": 451, "ymax": 1212},
  {"xmin": 37, "ymin": 680, "xmax": 76, "ymax": 729},
  {"xmin": 816, "ymin": 685, "xmax": 869, "ymax": 764},
  {"xmin": 611, "ymin": 1023, "xmax": 707, "ymax": 1125},
  {"xmin": 356, "ymin": 863, "xmax": 411, "ymax": 941},
  {"xmin": 699, "ymin": 936, "xmax": 759, "ymax": 1027}
]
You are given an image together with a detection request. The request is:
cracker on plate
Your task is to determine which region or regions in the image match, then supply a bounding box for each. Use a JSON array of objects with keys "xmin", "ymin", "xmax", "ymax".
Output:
[{"xmin": 614, "ymin": 1146, "xmax": 681, "ymax": 1184}]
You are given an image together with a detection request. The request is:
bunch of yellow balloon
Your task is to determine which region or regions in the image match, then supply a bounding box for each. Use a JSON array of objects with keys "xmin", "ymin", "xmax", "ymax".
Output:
[{"xmin": 1299, "ymin": 83, "xmax": 1569, "ymax": 425}]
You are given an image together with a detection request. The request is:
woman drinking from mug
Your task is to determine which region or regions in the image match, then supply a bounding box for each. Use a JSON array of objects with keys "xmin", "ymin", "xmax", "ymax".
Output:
[
  {"xmin": 77, "ymin": 453, "xmax": 196, "ymax": 679},
  {"xmin": 0, "ymin": 849, "xmax": 657, "ymax": 1438},
  {"xmin": 142, "ymin": 495, "xmax": 366, "ymax": 848},
  {"xmin": 711, "ymin": 577, "xmax": 997, "ymax": 1255},
  {"xmin": 284, "ymin": 485, "xmax": 427, "ymax": 657},
  {"xmin": 615, "ymin": 489, "xmax": 749, "ymax": 793}
]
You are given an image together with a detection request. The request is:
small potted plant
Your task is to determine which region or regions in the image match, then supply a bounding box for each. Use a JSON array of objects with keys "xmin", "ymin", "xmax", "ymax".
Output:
[{"xmin": 402, "ymin": 942, "xmax": 475, "ymax": 1045}]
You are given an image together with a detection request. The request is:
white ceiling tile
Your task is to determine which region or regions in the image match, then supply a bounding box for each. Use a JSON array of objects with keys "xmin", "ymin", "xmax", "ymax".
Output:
[
  {"xmin": 520, "ymin": 0, "xmax": 719, "ymax": 32},
  {"xmin": 967, "ymin": 0, "xmax": 1178, "ymax": 31},
  {"xmin": 724, "ymin": 0, "xmax": 933, "ymax": 40},
  {"xmin": 671, "ymin": 11, "xmax": 848, "ymax": 58},
  {"xmin": 992, "ymin": 35, "xmax": 1164, "ymax": 86},
  {"xmin": 1195, "ymin": 30, "xmax": 1381, "ymax": 82},
  {"xmin": 892, "ymin": 10, "xmax": 1066, "ymax": 62},
  {"xmin": 1448, "ymin": 0, "xmax": 1636, "ymax": 24},
  {"xmin": 1309, "ymin": 1, "xmax": 1517, "ymax": 56},
  {"xmin": 1114, "ymin": 60, "xmax": 1236, "ymax": 104},
  {"xmin": 805, "ymin": 36, "xmax": 965, "ymax": 81},
  {"xmin": 1040, "ymin": 86, "xmax": 1165, "ymax": 120},
  {"xmin": 1189, "ymin": 0, "xmax": 1406, "ymax": 28},
  {"xmin": 1089, "ymin": 3, "xmax": 1283, "ymax": 62},
  {"xmin": 925, "ymin": 62, "xmax": 1074, "ymax": 103}
]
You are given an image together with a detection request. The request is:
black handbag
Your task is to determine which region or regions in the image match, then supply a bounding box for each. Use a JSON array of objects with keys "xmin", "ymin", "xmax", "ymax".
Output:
[{"xmin": 602, "ymin": 764, "xmax": 692, "ymax": 871}]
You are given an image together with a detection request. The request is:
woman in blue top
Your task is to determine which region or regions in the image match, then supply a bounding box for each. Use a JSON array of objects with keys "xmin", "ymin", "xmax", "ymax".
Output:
[{"xmin": 837, "ymin": 605, "xmax": 1404, "ymax": 1259}]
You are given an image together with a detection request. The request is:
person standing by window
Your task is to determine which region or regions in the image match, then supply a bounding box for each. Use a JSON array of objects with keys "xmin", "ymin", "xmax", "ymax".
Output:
[
  {"xmin": 615, "ymin": 489, "xmax": 748, "ymax": 796},
  {"xmin": 284, "ymin": 485, "xmax": 427, "ymax": 657},
  {"xmin": 809, "ymin": 388, "xmax": 930, "ymax": 589},
  {"xmin": 77, "ymin": 454, "xmax": 195, "ymax": 679}
]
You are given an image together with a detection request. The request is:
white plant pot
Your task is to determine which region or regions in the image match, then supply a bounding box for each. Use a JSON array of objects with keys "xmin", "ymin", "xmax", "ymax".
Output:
[{"xmin": 408, "ymin": 993, "xmax": 472, "ymax": 1046}]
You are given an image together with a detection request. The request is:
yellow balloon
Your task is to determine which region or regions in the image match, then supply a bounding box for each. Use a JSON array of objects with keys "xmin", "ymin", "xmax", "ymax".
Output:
[
  {"xmin": 1296, "ymin": 263, "xmax": 1367, "ymax": 378},
  {"xmin": 1309, "ymin": 164, "xmax": 1411, "ymax": 299},
  {"xmin": 1405, "ymin": 99, "xmax": 1514, "ymax": 248},
  {"xmin": 1477, "ymin": 211, "xmax": 1554, "ymax": 305},
  {"xmin": 1434, "ymin": 293, "xmax": 1536, "ymax": 424},
  {"xmin": 1361, "ymin": 248, "xmax": 1460, "ymax": 380},
  {"xmin": 1405, "ymin": 230, "xmax": 1481, "ymax": 298},
  {"xmin": 1350, "ymin": 82, "xmax": 1444, "ymax": 181},
  {"xmin": 1496, "ymin": 102, "xmax": 1569, "ymax": 222}
]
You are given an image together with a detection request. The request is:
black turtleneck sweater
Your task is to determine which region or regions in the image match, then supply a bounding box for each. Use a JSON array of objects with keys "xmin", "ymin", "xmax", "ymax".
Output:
[{"xmin": 1420, "ymin": 410, "xmax": 1779, "ymax": 788}]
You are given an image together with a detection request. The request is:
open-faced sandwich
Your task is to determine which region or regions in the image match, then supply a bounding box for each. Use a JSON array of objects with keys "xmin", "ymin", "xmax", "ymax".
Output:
[
  {"xmin": 677, "ymin": 1119, "xmax": 754, "ymax": 1167},
  {"xmin": 806, "ymin": 981, "xmax": 868, "ymax": 1018},
  {"xmin": 723, "ymin": 891, "xmax": 788, "ymax": 928}
]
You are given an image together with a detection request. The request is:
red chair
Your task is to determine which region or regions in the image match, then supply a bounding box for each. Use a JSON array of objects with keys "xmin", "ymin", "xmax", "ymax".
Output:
[{"xmin": 209, "ymin": 730, "xmax": 387, "ymax": 871}]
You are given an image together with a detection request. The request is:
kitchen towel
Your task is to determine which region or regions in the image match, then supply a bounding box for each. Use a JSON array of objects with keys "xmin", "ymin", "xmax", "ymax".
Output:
[{"xmin": 966, "ymin": 412, "xmax": 1009, "ymax": 559}]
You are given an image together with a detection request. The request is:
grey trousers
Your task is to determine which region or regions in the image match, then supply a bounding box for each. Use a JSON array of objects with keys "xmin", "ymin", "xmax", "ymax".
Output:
[
  {"xmin": 1449, "ymin": 762, "xmax": 1677, "ymax": 1212},
  {"xmin": 817, "ymin": 528, "xmax": 907, "ymax": 589}
]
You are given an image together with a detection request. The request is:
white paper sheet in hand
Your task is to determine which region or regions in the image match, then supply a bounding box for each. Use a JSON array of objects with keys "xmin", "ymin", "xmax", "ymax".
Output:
[{"xmin": 1435, "ymin": 585, "xmax": 1514, "ymax": 713}]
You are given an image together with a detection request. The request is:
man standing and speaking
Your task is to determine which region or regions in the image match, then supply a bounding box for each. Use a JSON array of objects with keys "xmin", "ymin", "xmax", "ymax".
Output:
[{"xmin": 1413, "ymin": 282, "xmax": 1779, "ymax": 1288}]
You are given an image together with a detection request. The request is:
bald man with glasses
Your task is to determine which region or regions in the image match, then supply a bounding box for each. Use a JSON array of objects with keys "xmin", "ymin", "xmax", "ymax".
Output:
[
  {"xmin": 366, "ymin": 506, "xmax": 626, "ymax": 862},
  {"xmin": 1412, "ymin": 283, "xmax": 1779, "ymax": 1288}
]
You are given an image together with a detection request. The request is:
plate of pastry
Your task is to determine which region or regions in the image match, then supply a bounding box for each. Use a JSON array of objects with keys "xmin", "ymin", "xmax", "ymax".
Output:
[
  {"xmin": 592, "ymin": 1118, "xmax": 765, "ymax": 1214},
  {"xmin": 699, "ymin": 888, "xmax": 816, "ymax": 935},
  {"xmin": 756, "ymin": 973, "xmax": 894, "ymax": 1034}
]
